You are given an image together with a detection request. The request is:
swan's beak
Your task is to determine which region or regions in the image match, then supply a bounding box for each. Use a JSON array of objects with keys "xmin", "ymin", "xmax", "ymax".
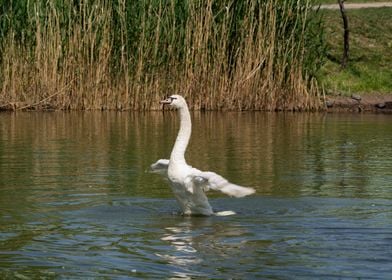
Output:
[{"xmin": 160, "ymin": 98, "xmax": 172, "ymax": 105}]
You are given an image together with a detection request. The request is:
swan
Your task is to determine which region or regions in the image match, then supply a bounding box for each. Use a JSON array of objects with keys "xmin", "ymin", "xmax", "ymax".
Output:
[{"xmin": 151, "ymin": 95, "xmax": 255, "ymax": 216}]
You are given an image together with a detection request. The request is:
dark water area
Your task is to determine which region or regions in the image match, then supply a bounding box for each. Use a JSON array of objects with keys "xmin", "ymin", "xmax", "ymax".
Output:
[{"xmin": 0, "ymin": 112, "xmax": 391, "ymax": 278}]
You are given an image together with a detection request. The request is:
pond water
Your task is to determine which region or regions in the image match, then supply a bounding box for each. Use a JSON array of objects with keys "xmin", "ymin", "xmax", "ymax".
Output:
[{"xmin": 0, "ymin": 111, "xmax": 391, "ymax": 279}]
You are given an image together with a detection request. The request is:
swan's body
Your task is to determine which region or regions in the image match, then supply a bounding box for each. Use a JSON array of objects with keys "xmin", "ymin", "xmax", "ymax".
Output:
[{"xmin": 151, "ymin": 95, "xmax": 255, "ymax": 216}]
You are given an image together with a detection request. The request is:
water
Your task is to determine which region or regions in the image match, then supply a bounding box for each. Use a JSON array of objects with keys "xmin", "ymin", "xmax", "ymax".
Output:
[{"xmin": 0, "ymin": 111, "xmax": 391, "ymax": 279}]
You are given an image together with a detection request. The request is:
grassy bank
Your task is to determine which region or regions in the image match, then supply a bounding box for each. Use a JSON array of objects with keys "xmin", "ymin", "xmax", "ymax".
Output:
[
  {"xmin": 0, "ymin": 0, "xmax": 324, "ymax": 111},
  {"xmin": 318, "ymin": 6, "xmax": 392, "ymax": 96}
]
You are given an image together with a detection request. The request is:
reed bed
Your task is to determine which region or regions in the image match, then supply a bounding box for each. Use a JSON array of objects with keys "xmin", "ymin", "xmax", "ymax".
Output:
[{"xmin": 0, "ymin": 0, "xmax": 325, "ymax": 111}]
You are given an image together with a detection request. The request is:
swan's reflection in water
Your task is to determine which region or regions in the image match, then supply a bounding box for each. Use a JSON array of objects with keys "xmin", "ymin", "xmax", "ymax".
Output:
[
  {"xmin": 156, "ymin": 216, "xmax": 250, "ymax": 277},
  {"xmin": 159, "ymin": 224, "xmax": 201, "ymax": 266}
]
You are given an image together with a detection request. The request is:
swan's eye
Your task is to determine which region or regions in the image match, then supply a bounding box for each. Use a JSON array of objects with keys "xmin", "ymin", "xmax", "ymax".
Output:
[{"xmin": 169, "ymin": 96, "xmax": 177, "ymax": 101}]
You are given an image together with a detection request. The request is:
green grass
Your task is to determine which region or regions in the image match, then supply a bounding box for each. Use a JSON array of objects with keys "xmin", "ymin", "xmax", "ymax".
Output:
[{"xmin": 318, "ymin": 7, "xmax": 392, "ymax": 95}]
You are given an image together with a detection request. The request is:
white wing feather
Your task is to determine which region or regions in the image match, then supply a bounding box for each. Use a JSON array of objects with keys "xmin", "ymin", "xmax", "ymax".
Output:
[
  {"xmin": 192, "ymin": 170, "xmax": 255, "ymax": 198},
  {"xmin": 150, "ymin": 159, "xmax": 169, "ymax": 174}
]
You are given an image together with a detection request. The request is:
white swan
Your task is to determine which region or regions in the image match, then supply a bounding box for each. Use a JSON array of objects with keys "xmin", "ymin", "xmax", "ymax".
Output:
[{"xmin": 151, "ymin": 95, "xmax": 255, "ymax": 216}]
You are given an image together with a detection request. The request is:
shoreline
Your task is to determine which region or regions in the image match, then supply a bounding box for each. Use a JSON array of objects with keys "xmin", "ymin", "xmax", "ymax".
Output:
[
  {"xmin": 324, "ymin": 94, "xmax": 392, "ymax": 113},
  {"xmin": 2, "ymin": 94, "xmax": 392, "ymax": 113}
]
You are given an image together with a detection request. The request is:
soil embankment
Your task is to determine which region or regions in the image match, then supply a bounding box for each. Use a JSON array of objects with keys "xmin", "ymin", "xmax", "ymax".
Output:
[{"xmin": 324, "ymin": 94, "xmax": 392, "ymax": 112}]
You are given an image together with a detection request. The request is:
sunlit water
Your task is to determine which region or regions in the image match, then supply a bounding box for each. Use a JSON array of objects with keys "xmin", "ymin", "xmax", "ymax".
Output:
[{"xmin": 0, "ymin": 112, "xmax": 391, "ymax": 279}]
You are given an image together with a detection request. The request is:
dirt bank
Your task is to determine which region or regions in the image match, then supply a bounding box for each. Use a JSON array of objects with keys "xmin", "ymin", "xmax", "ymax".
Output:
[{"xmin": 324, "ymin": 94, "xmax": 392, "ymax": 113}]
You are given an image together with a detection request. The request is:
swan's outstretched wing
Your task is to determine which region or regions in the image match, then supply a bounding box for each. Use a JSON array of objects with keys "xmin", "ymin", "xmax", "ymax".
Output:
[
  {"xmin": 192, "ymin": 170, "xmax": 255, "ymax": 198},
  {"xmin": 150, "ymin": 159, "xmax": 169, "ymax": 175}
]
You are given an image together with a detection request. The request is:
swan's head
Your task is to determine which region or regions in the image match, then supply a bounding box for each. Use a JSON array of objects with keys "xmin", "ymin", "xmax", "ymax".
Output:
[{"xmin": 160, "ymin": 95, "xmax": 187, "ymax": 109}]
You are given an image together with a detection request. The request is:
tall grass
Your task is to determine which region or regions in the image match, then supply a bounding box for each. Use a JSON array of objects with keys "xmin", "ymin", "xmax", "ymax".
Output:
[{"xmin": 0, "ymin": 0, "xmax": 325, "ymax": 111}]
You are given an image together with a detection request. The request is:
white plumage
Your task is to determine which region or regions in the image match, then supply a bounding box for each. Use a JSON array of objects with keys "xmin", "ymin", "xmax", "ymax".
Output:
[{"xmin": 151, "ymin": 95, "xmax": 255, "ymax": 216}]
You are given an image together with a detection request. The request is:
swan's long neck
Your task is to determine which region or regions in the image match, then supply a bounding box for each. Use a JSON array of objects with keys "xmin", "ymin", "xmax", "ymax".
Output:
[{"xmin": 170, "ymin": 105, "xmax": 191, "ymax": 165}]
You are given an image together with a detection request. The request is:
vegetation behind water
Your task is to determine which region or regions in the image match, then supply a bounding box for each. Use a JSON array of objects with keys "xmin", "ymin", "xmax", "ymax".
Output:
[
  {"xmin": 319, "ymin": 7, "xmax": 392, "ymax": 95},
  {"xmin": 0, "ymin": 0, "xmax": 325, "ymax": 110}
]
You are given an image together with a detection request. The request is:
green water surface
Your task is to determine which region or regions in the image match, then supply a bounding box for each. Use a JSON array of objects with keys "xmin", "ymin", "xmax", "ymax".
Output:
[{"xmin": 0, "ymin": 112, "xmax": 391, "ymax": 278}]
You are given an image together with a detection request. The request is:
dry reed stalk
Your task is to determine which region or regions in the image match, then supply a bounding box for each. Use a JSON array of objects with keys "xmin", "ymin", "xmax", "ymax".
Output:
[{"xmin": 0, "ymin": 0, "xmax": 323, "ymax": 111}]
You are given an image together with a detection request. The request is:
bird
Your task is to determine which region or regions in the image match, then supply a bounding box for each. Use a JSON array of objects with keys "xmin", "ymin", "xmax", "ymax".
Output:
[{"xmin": 151, "ymin": 95, "xmax": 255, "ymax": 216}]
